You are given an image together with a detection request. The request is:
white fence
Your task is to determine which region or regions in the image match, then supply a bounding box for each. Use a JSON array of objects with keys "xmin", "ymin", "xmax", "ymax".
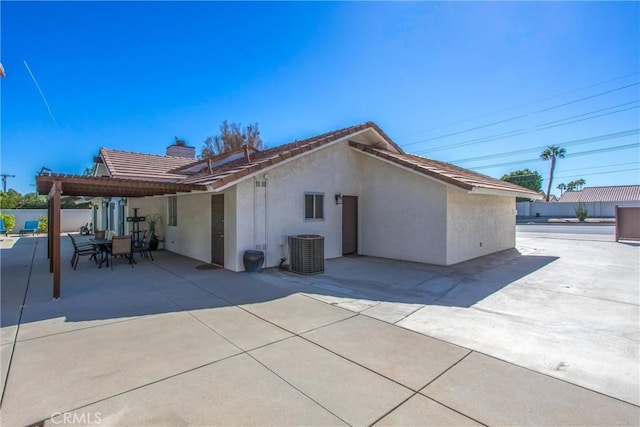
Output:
[
  {"xmin": 0, "ymin": 209, "xmax": 92, "ymax": 233},
  {"xmin": 516, "ymin": 201, "xmax": 640, "ymax": 218}
]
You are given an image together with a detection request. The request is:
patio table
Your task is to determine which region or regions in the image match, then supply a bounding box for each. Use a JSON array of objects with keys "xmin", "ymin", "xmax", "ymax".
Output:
[{"xmin": 89, "ymin": 238, "xmax": 111, "ymax": 268}]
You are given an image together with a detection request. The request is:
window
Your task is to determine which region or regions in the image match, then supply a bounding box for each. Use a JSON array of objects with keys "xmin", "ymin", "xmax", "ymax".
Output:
[
  {"xmin": 168, "ymin": 196, "xmax": 177, "ymax": 226},
  {"xmin": 304, "ymin": 193, "xmax": 324, "ymax": 220}
]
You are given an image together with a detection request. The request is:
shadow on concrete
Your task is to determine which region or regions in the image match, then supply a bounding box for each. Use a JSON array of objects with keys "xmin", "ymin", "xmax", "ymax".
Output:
[
  {"xmin": 265, "ymin": 248, "xmax": 559, "ymax": 308},
  {"xmin": 616, "ymin": 240, "xmax": 640, "ymax": 247},
  {"xmin": 1, "ymin": 237, "xmax": 558, "ymax": 330}
]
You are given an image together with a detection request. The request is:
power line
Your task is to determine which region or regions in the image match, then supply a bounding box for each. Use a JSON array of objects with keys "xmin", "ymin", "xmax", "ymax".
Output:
[
  {"xmin": 501, "ymin": 162, "xmax": 639, "ymax": 178},
  {"xmin": 536, "ymin": 105, "xmax": 639, "ymax": 131},
  {"xmin": 401, "ymin": 115, "xmax": 526, "ymax": 147},
  {"xmin": 400, "ymin": 80, "xmax": 640, "ymax": 148},
  {"xmin": 556, "ymin": 167, "xmax": 640, "ymax": 180},
  {"xmin": 396, "ymin": 71, "xmax": 640, "ymax": 140},
  {"xmin": 470, "ymin": 142, "xmax": 640, "ymax": 171},
  {"xmin": 411, "ymin": 101, "xmax": 638, "ymax": 155},
  {"xmin": 536, "ymin": 100, "xmax": 639, "ymax": 127},
  {"xmin": 532, "ymin": 82, "xmax": 639, "ymax": 114},
  {"xmin": 451, "ymin": 129, "xmax": 640, "ymax": 164},
  {"xmin": 559, "ymin": 161, "xmax": 639, "ymax": 174},
  {"xmin": 414, "ymin": 129, "xmax": 527, "ymax": 155}
]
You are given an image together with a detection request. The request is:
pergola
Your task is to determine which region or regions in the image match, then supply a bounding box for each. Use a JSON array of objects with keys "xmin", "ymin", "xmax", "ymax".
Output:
[{"xmin": 36, "ymin": 173, "xmax": 207, "ymax": 299}]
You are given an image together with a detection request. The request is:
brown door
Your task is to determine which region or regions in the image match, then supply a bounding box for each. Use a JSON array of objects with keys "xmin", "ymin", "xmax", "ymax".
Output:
[
  {"xmin": 342, "ymin": 196, "xmax": 358, "ymax": 255},
  {"xmin": 211, "ymin": 195, "xmax": 225, "ymax": 266}
]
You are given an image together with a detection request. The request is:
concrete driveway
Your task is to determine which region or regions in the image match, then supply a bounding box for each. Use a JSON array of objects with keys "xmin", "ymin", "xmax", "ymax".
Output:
[
  {"xmin": 262, "ymin": 229, "xmax": 639, "ymax": 408},
  {"xmin": 0, "ymin": 233, "xmax": 638, "ymax": 426}
]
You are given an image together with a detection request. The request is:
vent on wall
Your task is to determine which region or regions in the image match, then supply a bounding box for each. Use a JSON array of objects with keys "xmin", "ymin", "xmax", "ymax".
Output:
[{"xmin": 289, "ymin": 235, "xmax": 324, "ymax": 275}]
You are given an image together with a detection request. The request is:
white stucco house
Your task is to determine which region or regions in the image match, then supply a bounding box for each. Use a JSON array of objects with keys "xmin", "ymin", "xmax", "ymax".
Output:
[{"xmin": 88, "ymin": 122, "xmax": 540, "ymax": 271}]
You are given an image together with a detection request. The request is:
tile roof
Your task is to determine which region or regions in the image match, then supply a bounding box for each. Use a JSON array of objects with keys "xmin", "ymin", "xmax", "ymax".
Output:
[
  {"xmin": 94, "ymin": 122, "xmax": 541, "ymax": 199},
  {"xmin": 558, "ymin": 185, "xmax": 640, "ymax": 202},
  {"xmin": 99, "ymin": 148, "xmax": 196, "ymax": 181},
  {"xmin": 349, "ymin": 142, "xmax": 541, "ymax": 197},
  {"xmin": 179, "ymin": 121, "xmax": 398, "ymax": 188}
]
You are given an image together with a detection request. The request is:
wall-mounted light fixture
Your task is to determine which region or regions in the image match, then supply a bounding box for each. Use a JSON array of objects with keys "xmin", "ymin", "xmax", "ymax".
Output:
[
  {"xmin": 118, "ymin": 198, "xmax": 127, "ymax": 206},
  {"xmin": 334, "ymin": 193, "xmax": 343, "ymax": 205}
]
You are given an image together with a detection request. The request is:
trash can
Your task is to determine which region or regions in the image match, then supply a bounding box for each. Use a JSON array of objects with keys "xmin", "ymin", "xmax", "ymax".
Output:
[{"xmin": 243, "ymin": 250, "xmax": 264, "ymax": 272}]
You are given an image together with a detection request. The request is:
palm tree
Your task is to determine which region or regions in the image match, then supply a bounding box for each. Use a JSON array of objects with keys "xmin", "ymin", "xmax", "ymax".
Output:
[
  {"xmin": 540, "ymin": 145, "xmax": 566, "ymax": 202},
  {"xmin": 557, "ymin": 183, "xmax": 567, "ymax": 196},
  {"xmin": 576, "ymin": 178, "xmax": 586, "ymax": 190}
]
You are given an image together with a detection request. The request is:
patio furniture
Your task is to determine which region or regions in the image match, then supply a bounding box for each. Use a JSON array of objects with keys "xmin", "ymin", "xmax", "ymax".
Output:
[
  {"xmin": 94, "ymin": 230, "xmax": 106, "ymax": 239},
  {"xmin": 109, "ymin": 235, "xmax": 133, "ymax": 269},
  {"xmin": 89, "ymin": 237, "xmax": 111, "ymax": 268},
  {"xmin": 68, "ymin": 234, "xmax": 100, "ymax": 270},
  {"xmin": 79, "ymin": 222, "xmax": 92, "ymax": 235},
  {"xmin": 105, "ymin": 229, "xmax": 117, "ymax": 241},
  {"xmin": 132, "ymin": 230, "xmax": 153, "ymax": 261},
  {"xmin": 19, "ymin": 220, "xmax": 40, "ymax": 236},
  {"xmin": 0, "ymin": 219, "xmax": 7, "ymax": 237}
]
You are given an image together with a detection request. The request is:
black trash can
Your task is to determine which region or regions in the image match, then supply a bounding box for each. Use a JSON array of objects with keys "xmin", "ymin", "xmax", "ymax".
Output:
[{"xmin": 243, "ymin": 250, "xmax": 264, "ymax": 272}]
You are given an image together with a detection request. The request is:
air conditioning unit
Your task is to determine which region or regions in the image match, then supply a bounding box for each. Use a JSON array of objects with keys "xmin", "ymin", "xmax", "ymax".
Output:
[{"xmin": 289, "ymin": 235, "xmax": 324, "ymax": 275}]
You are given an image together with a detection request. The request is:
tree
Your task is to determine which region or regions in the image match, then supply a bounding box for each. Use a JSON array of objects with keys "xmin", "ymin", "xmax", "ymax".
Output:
[
  {"xmin": 501, "ymin": 169, "xmax": 543, "ymax": 202},
  {"xmin": 566, "ymin": 178, "xmax": 586, "ymax": 192},
  {"xmin": 83, "ymin": 164, "xmax": 97, "ymax": 176},
  {"xmin": 557, "ymin": 183, "xmax": 567, "ymax": 196},
  {"xmin": 19, "ymin": 192, "xmax": 47, "ymax": 209},
  {"xmin": 0, "ymin": 189, "xmax": 22, "ymax": 209},
  {"xmin": 540, "ymin": 145, "xmax": 566, "ymax": 202},
  {"xmin": 199, "ymin": 120, "xmax": 264, "ymax": 159}
]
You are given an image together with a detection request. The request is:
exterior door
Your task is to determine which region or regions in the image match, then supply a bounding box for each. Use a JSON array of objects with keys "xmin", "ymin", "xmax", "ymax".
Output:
[
  {"xmin": 342, "ymin": 196, "xmax": 358, "ymax": 255},
  {"xmin": 211, "ymin": 195, "xmax": 225, "ymax": 266}
]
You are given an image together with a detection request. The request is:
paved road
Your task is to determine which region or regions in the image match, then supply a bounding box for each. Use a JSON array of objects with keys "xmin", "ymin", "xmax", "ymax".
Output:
[{"xmin": 517, "ymin": 224, "xmax": 615, "ymax": 235}]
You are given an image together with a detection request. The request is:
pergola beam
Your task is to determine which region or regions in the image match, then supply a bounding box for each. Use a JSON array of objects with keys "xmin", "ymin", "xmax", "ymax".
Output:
[{"xmin": 35, "ymin": 172, "xmax": 207, "ymax": 299}]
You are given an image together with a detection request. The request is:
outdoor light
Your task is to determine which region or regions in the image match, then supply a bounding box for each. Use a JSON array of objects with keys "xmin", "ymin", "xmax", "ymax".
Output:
[
  {"xmin": 119, "ymin": 198, "xmax": 127, "ymax": 206},
  {"xmin": 334, "ymin": 193, "xmax": 343, "ymax": 205}
]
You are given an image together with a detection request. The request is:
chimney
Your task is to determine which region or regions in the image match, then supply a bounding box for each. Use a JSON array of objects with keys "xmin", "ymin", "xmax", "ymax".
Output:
[
  {"xmin": 166, "ymin": 137, "xmax": 196, "ymax": 158},
  {"xmin": 243, "ymin": 145, "xmax": 251, "ymax": 162}
]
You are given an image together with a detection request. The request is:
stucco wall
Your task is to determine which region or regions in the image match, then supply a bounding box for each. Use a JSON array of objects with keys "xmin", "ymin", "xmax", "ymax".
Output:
[
  {"xmin": 127, "ymin": 196, "xmax": 167, "ymax": 239},
  {"xmin": 446, "ymin": 190, "xmax": 515, "ymax": 265},
  {"xmin": 233, "ymin": 142, "xmax": 361, "ymax": 271},
  {"xmin": 162, "ymin": 192, "xmax": 211, "ymax": 263},
  {"xmin": 355, "ymin": 153, "xmax": 448, "ymax": 265}
]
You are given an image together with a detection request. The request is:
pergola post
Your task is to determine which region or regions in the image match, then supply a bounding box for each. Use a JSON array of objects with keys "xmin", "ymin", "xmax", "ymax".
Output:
[
  {"xmin": 48, "ymin": 197, "xmax": 52, "ymax": 270},
  {"xmin": 49, "ymin": 181, "xmax": 62, "ymax": 299}
]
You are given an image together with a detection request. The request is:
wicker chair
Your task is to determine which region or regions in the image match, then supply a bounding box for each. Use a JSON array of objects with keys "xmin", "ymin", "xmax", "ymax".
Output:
[{"xmin": 109, "ymin": 235, "xmax": 133, "ymax": 269}]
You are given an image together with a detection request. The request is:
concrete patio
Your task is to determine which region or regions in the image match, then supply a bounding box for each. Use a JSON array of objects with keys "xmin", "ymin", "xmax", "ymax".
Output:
[{"xmin": 0, "ymin": 234, "xmax": 638, "ymax": 426}]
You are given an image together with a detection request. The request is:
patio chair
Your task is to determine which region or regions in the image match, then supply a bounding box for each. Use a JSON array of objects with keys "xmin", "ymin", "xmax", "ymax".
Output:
[
  {"xmin": 68, "ymin": 234, "xmax": 100, "ymax": 270},
  {"xmin": 132, "ymin": 230, "xmax": 153, "ymax": 261},
  {"xmin": 19, "ymin": 220, "xmax": 40, "ymax": 236},
  {"xmin": 79, "ymin": 222, "xmax": 92, "ymax": 235},
  {"xmin": 0, "ymin": 219, "xmax": 7, "ymax": 237},
  {"xmin": 109, "ymin": 235, "xmax": 133, "ymax": 269},
  {"xmin": 94, "ymin": 230, "xmax": 106, "ymax": 239},
  {"xmin": 105, "ymin": 229, "xmax": 117, "ymax": 241}
]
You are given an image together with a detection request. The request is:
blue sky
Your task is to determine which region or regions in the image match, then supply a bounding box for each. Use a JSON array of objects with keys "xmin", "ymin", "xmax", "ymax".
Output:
[{"xmin": 1, "ymin": 1, "xmax": 638, "ymax": 196}]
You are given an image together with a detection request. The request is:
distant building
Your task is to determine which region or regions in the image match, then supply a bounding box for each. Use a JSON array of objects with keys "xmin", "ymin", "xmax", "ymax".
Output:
[
  {"xmin": 517, "ymin": 185, "xmax": 640, "ymax": 217},
  {"xmin": 558, "ymin": 185, "xmax": 640, "ymax": 203}
]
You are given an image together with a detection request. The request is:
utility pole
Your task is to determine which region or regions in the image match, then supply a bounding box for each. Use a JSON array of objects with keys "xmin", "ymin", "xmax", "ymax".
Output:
[{"xmin": 1, "ymin": 174, "xmax": 16, "ymax": 192}]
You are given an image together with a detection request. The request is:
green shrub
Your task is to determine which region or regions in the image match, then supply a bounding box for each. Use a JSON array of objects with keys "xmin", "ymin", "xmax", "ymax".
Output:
[
  {"xmin": 574, "ymin": 203, "xmax": 588, "ymax": 222},
  {"xmin": 38, "ymin": 215, "xmax": 48, "ymax": 232},
  {"xmin": 0, "ymin": 213, "xmax": 15, "ymax": 231}
]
